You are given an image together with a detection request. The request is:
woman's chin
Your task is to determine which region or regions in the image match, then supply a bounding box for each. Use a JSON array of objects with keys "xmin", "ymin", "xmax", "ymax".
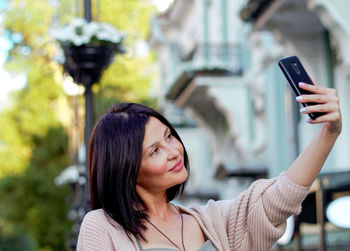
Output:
[
  {"xmin": 177, "ymin": 168, "xmax": 189, "ymax": 184},
  {"xmin": 168, "ymin": 168, "xmax": 188, "ymax": 187}
]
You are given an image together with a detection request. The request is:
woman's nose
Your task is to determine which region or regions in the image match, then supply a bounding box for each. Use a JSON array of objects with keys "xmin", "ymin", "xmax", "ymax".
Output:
[{"xmin": 167, "ymin": 146, "xmax": 180, "ymax": 160}]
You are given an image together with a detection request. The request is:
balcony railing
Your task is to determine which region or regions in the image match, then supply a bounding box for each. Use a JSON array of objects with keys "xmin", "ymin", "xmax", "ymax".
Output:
[{"xmin": 164, "ymin": 43, "xmax": 243, "ymax": 95}]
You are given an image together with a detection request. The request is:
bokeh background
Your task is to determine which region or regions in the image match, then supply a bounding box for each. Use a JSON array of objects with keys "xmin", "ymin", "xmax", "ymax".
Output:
[{"xmin": 0, "ymin": 0, "xmax": 349, "ymax": 250}]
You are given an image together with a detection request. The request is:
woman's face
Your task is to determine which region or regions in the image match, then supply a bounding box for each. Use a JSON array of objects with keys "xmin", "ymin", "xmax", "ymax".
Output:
[{"xmin": 136, "ymin": 116, "xmax": 188, "ymax": 195}]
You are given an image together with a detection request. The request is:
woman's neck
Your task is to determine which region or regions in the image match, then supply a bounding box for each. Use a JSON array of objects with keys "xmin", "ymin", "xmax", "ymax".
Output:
[
  {"xmin": 147, "ymin": 202, "xmax": 175, "ymax": 221},
  {"xmin": 137, "ymin": 187, "xmax": 175, "ymax": 221}
]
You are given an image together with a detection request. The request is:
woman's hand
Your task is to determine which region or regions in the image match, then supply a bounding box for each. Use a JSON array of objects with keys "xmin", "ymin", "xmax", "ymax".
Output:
[
  {"xmin": 296, "ymin": 81, "xmax": 342, "ymax": 136},
  {"xmin": 285, "ymin": 80, "xmax": 342, "ymax": 187}
]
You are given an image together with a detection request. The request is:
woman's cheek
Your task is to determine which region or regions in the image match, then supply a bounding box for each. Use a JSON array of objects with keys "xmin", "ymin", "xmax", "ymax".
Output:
[
  {"xmin": 176, "ymin": 143, "xmax": 184, "ymax": 156},
  {"xmin": 147, "ymin": 158, "xmax": 168, "ymax": 175}
]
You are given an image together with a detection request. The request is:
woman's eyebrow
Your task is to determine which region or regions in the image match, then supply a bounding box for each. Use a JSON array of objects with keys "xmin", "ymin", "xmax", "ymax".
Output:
[
  {"xmin": 163, "ymin": 127, "xmax": 169, "ymax": 138},
  {"xmin": 145, "ymin": 128, "xmax": 169, "ymax": 152}
]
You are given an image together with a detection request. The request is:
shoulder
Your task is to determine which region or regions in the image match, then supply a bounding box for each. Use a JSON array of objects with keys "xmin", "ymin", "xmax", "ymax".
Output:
[
  {"xmin": 82, "ymin": 209, "xmax": 109, "ymax": 223},
  {"xmin": 81, "ymin": 209, "xmax": 125, "ymax": 233},
  {"xmin": 79, "ymin": 209, "xmax": 113, "ymax": 238},
  {"xmin": 83, "ymin": 208, "xmax": 106, "ymax": 222},
  {"xmin": 81, "ymin": 209, "xmax": 109, "ymax": 229},
  {"xmin": 77, "ymin": 209, "xmax": 128, "ymax": 250}
]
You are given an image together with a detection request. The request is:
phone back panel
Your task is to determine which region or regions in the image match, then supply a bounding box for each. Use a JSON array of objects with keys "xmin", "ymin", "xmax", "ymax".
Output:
[
  {"xmin": 278, "ymin": 56, "xmax": 325, "ymax": 119},
  {"xmin": 278, "ymin": 56, "xmax": 314, "ymax": 96}
]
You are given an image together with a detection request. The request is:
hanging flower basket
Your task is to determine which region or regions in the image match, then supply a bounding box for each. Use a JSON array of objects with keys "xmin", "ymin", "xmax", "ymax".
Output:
[
  {"xmin": 63, "ymin": 45, "xmax": 115, "ymax": 86},
  {"xmin": 52, "ymin": 18, "xmax": 125, "ymax": 86}
]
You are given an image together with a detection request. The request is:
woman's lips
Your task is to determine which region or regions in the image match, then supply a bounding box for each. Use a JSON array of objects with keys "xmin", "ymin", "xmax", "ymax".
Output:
[{"xmin": 169, "ymin": 159, "xmax": 184, "ymax": 172}]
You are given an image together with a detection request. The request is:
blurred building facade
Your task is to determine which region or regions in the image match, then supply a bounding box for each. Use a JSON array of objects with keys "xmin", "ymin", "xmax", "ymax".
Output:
[{"xmin": 149, "ymin": 0, "xmax": 350, "ymax": 249}]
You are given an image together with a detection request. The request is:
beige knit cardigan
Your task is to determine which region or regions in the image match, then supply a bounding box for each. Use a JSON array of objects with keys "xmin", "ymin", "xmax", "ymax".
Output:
[{"xmin": 77, "ymin": 172, "xmax": 310, "ymax": 251}]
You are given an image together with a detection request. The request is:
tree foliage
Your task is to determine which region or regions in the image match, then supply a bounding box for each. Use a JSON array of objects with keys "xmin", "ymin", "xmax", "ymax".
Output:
[
  {"xmin": 0, "ymin": 127, "xmax": 71, "ymax": 251},
  {"xmin": 0, "ymin": 0, "xmax": 157, "ymax": 250},
  {"xmin": 94, "ymin": 0, "xmax": 157, "ymax": 113}
]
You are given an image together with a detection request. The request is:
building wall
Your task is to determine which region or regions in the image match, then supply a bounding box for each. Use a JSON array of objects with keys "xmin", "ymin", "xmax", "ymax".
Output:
[
  {"xmin": 177, "ymin": 127, "xmax": 213, "ymax": 188},
  {"xmin": 149, "ymin": 0, "xmax": 350, "ymax": 201}
]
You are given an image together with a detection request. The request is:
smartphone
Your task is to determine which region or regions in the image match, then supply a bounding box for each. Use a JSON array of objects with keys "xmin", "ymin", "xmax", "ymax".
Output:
[{"xmin": 278, "ymin": 56, "xmax": 325, "ymax": 120}]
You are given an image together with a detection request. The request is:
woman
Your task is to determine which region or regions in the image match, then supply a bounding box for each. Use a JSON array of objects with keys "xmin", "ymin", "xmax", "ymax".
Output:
[{"xmin": 77, "ymin": 82, "xmax": 342, "ymax": 251}]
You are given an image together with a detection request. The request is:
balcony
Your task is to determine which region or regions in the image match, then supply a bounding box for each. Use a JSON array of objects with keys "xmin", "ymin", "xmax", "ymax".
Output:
[
  {"xmin": 165, "ymin": 43, "xmax": 243, "ymax": 100},
  {"xmin": 239, "ymin": 0, "xmax": 324, "ymax": 35}
]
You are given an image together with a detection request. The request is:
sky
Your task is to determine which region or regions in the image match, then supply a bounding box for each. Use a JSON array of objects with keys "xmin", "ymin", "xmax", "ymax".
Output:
[
  {"xmin": 0, "ymin": 0, "xmax": 26, "ymax": 108},
  {"xmin": 0, "ymin": 37, "xmax": 26, "ymax": 105},
  {"xmin": 152, "ymin": 0, "xmax": 174, "ymax": 12},
  {"xmin": 0, "ymin": 0, "xmax": 174, "ymax": 108}
]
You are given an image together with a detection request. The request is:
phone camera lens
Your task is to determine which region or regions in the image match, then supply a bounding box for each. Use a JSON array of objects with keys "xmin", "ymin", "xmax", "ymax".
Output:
[{"xmin": 292, "ymin": 62, "xmax": 301, "ymax": 75}]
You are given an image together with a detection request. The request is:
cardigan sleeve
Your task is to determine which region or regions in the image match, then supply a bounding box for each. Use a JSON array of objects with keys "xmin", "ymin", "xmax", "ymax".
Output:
[
  {"xmin": 205, "ymin": 172, "xmax": 310, "ymax": 250},
  {"xmin": 77, "ymin": 210, "xmax": 115, "ymax": 251}
]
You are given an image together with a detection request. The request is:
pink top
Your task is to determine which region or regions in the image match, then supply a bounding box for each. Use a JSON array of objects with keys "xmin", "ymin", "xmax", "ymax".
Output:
[{"xmin": 77, "ymin": 172, "xmax": 310, "ymax": 251}]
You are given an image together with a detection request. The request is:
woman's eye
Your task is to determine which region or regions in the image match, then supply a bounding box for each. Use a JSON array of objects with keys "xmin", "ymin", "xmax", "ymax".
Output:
[{"xmin": 151, "ymin": 147, "xmax": 159, "ymax": 156}]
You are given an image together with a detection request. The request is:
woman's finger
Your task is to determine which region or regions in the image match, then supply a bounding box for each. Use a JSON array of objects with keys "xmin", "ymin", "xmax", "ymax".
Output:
[
  {"xmin": 307, "ymin": 112, "xmax": 339, "ymax": 124},
  {"xmin": 298, "ymin": 82, "xmax": 332, "ymax": 95},
  {"xmin": 296, "ymin": 94, "xmax": 337, "ymax": 104},
  {"xmin": 300, "ymin": 103, "xmax": 338, "ymax": 114}
]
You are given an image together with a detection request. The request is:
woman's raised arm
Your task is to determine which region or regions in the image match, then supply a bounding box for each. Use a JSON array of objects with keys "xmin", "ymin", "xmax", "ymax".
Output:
[{"xmin": 285, "ymin": 81, "xmax": 342, "ymax": 187}]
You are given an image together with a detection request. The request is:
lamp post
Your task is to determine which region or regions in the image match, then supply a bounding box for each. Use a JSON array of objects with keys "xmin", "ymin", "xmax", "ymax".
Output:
[
  {"xmin": 84, "ymin": 0, "xmax": 92, "ymax": 22},
  {"xmin": 83, "ymin": 0, "xmax": 92, "ymax": 210},
  {"xmin": 62, "ymin": 1, "xmax": 122, "ymax": 249}
]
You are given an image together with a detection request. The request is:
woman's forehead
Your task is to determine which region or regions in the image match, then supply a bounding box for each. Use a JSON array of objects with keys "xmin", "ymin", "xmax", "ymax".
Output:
[
  {"xmin": 143, "ymin": 117, "xmax": 167, "ymax": 142},
  {"xmin": 145, "ymin": 117, "xmax": 167, "ymax": 134}
]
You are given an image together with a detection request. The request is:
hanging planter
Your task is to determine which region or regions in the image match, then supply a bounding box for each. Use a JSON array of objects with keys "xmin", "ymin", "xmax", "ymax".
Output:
[
  {"xmin": 52, "ymin": 18, "xmax": 125, "ymax": 86},
  {"xmin": 63, "ymin": 45, "xmax": 115, "ymax": 86}
]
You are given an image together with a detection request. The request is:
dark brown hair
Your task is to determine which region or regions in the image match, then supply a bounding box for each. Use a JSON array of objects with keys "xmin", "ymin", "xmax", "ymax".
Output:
[{"xmin": 88, "ymin": 103, "xmax": 189, "ymax": 240}]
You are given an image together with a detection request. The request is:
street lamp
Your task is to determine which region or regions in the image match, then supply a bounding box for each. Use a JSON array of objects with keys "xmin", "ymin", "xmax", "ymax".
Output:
[{"xmin": 56, "ymin": 1, "xmax": 125, "ymax": 249}]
